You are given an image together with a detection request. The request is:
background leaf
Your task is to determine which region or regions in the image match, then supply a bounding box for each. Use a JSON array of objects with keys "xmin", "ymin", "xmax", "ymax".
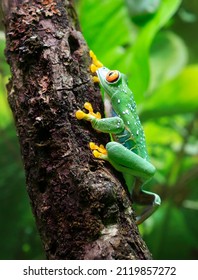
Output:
[
  {"xmin": 149, "ymin": 30, "xmax": 188, "ymax": 92},
  {"xmin": 141, "ymin": 65, "xmax": 198, "ymax": 120}
]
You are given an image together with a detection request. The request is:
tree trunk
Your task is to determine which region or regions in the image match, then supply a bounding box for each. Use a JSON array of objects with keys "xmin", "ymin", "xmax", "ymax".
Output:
[{"xmin": 1, "ymin": 0, "xmax": 152, "ymax": 259}]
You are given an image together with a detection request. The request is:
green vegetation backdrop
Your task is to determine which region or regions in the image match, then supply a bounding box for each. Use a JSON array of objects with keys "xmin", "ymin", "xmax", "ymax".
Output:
[{"xmin": 0, "ymin": 0, "xmax": 197, "ymax": 259}]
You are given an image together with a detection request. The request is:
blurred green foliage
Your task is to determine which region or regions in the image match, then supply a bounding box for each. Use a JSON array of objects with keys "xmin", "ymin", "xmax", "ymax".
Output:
[{"xmin": 0, "ymin": 0, "xmax": 198, "ymax": 259}]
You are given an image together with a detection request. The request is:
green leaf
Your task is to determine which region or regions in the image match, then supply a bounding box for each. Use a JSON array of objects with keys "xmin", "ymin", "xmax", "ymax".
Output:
[
  {"xmin": 124, "ymin": 0, "xmax": 182, "ymax": 102},
  {"xmin": 125, "ymin": 0, "xmax": 161, "ymax": 17},
  {"xmin": 149, "ymin": 31, "xmax": 188, "ymax": 92},
  {"xmin": 77, "ymin": 0, "xmax": 134, "ymax": 62},
  {"xmin": 0, "ymin": 75, "xmax": 13, "ymax": 128},
  {"xmin": 0, "ymin": 31, "xmax": 10, "ymax": 76},
  {"xmin": 144, "ymin": 202, "xmax": 198, "ymax": 259},
  {"xmin": 141, "ymin": 65, "xmax": 198, "ymax": 120}
]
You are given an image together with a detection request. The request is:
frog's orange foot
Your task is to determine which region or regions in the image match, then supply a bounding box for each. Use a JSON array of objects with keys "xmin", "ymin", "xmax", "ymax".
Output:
[
  {"xmin": 89, "ymin": 50, "xmax": 103, "ymax": 72},
  {"xmin": 91, "ymin": 75, "xmax": 100, "ymax": 83},
  {"xmin": 75, "ymin": 110, "xmax": 87, "ymax": 120},
  {"xmin": 89, "ymin": 142, "xmax": 107, "ymax": 160},
  {"xmin": 89, "ymin": 50, "xmax": 103, "ymax": 83},
  {"xmin": 75, "ymin": 102, "xmax": 101, "ymax": 121},
  {"xmin": 84, "ymin": 102, "xmax": 101, "ymax": 119}
]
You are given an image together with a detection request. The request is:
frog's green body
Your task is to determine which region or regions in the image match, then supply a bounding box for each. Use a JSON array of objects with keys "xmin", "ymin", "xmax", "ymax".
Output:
[
  {"xmin": 98, "ymin": 67, "xmax": 148, "ymax": 160},
  {"xmin": 76, "ymin": 62, "xmax": 161, "ymax": 224}
]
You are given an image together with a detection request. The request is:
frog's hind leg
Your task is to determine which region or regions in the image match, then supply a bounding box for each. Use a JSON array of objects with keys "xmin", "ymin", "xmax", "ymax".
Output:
[
  {"xmin": 89, "ymin": 141, "xmax": 161, "ymax": 225},
  {"xmin": 105, "ymin": 141, "xmax": 161, "ymax": 225},
  {"xmin": 132, "ymin": 179, "xmax": 161, "ymax": 225}
]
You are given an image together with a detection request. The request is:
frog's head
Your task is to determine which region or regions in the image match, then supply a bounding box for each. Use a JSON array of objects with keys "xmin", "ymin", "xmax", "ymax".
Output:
[{"xmin": 96, "ymin": 67, "xmax": 128, "ymax": 98}]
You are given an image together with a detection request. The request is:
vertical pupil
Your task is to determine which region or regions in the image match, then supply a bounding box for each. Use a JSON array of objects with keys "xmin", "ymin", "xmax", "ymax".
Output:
[{"xmin": 109, "ymin": 71, "xmax": 114, "ymax": 77}]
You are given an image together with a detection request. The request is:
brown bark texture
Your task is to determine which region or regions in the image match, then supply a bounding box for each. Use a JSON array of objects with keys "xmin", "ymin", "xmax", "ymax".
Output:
[{"xmin": 1, "ymin": 0, "xmax": 152, "ymax": 259}]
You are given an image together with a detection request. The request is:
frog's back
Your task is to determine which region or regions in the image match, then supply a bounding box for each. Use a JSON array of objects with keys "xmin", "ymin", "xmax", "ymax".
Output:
[{"xmin": 111, "ymin": 84, "xmax": 149, "ymax": 161}]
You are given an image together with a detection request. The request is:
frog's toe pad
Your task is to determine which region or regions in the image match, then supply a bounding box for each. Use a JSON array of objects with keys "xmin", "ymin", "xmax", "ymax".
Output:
[
  {"xmin": 84, "ymin": 102, "xmax": 101, "ymax": 119},
  {"xmin": 89, "ymin": 50, "xmax": 103, "ymax": 74},
  {"xmin": 89, "ymin": 142, "xmax": 107, "ymax": 159},
  {"xmin": 84, "ymin": 102, "xmax": 93, "ymax": 112},
  {"xmin": 90, "ymin": 64, "xmax": 98, "ymax": 73},
  {"xmin": 75, "ymin": 110, "xmax": 86, "ymax": 120},
  {"xmin": 92, "ymin": 75, "xmax": 100, "ymax": 83}
]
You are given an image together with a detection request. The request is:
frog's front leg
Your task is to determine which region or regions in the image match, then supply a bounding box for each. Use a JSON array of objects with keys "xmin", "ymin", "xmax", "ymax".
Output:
[
  {"xmin": 102, "ymin": 142, "xmax": 161, "ymax": 225},
  {"xmin": 76, "ymin": 102, "xmax": 125, "ymax": 134}
]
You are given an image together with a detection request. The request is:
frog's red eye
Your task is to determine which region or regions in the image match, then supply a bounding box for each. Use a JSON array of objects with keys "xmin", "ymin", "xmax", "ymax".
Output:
[{"xmin": 106, "ymin": 70, "xmax": 119, "ymax": 83}]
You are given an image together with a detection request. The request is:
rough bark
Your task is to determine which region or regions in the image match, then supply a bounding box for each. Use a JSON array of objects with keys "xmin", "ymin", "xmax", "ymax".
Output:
[{"xmin": 1, "ymin": 0, "xmax": 152, "ymax": 259}]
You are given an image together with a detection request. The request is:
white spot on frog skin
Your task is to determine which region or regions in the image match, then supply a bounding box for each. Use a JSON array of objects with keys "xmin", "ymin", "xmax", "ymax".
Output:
[
  {"xmin": 117, "ymin": 121, "xmax": 121, "ymax": 128},
  {"xmin": 117, "ymin": 99, "xmax": 121, "ymax": 104},
  {"xmin": 136, "ymin": 130, "xmax": 139, "ymax": 136},
  {"xmin": 127, "ymin": 103, "xmax": 136, "ymax": 112},
  {"xmin": 127, "ymin": 121, "xmax": 130, "ymax": 125},
  {"xmin": 122, "ymin": 109, "xmax": 130, "ymax": 115}
]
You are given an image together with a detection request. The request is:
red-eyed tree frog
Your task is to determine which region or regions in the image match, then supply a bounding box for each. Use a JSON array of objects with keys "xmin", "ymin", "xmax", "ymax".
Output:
[{"xmin": 75, "ymin": 51, "xmax": 161, "ymax": 224}]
